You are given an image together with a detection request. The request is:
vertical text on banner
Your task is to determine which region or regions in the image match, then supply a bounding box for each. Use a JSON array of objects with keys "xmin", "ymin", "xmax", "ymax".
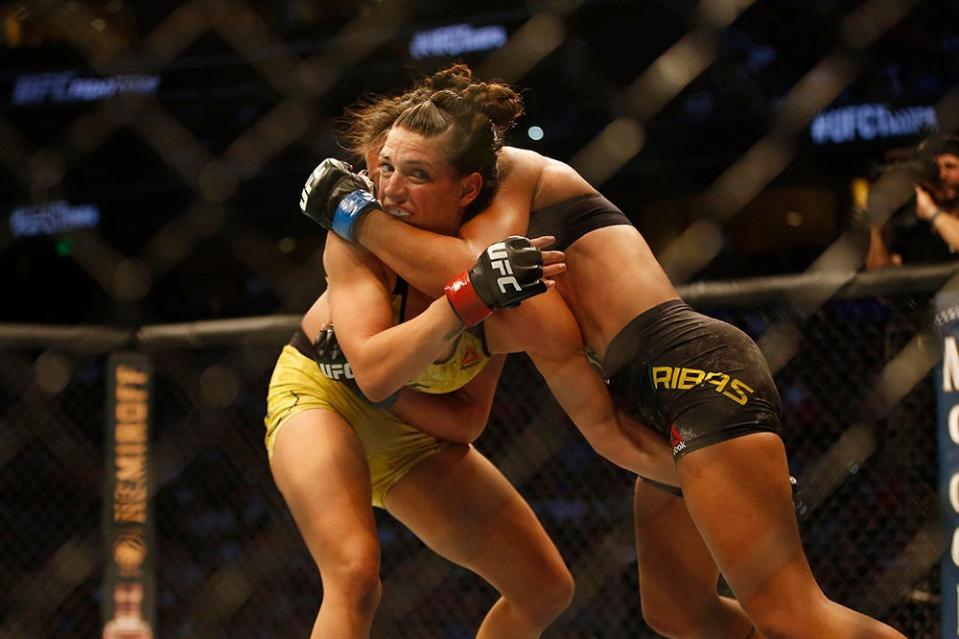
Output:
[
  {"xmin": 102, "ymin": 352, "xmax": 156, "ymax": 639},
  {"xmin": 937, "ymin": 291, "xmax": 959, "ymax": 637}
]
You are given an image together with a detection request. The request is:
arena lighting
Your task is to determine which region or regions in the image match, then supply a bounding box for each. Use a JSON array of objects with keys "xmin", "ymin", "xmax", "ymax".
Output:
[
  {"xmin": 809, "ymin": 102, "xmax": 938, "ymax": 145},
  {"xmin": 9, "ymin": 201, "xmax": 101, "ymax": 237},
  {"xmin": 409, "ymin": 23, "xmax": 507, "ymax": 59},
  {"xmin": 10, "ymin": 71, "xmax": 160, "ymax": 106}
]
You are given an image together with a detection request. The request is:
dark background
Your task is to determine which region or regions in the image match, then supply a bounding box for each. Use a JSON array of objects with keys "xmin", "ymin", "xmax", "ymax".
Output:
[
  {"xmin": 0, "ymin": 3, "xmax": 954, "ymax": 637},
  {"xmin": 1, "ymin": 0, "xmax": 957, "ymax": 326}
]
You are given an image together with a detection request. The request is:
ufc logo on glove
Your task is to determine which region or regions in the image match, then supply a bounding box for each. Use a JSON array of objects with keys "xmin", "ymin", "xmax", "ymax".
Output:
[
  {"xmin": 299, "ymin": 162, "xmax": 329, "ymax": 212},
  {"xmin": 444, "ymin": 236, "xmax": 547, "ymax": 327},
  {"xmin": 486, "ymin": 242, "xmax": 523, "ymax": 294}
]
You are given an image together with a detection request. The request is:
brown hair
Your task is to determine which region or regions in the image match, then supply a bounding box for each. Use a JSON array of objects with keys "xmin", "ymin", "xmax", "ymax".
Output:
[{"xmin": 337, "ymin": 64, "xmax": 524, "ymax": 216}]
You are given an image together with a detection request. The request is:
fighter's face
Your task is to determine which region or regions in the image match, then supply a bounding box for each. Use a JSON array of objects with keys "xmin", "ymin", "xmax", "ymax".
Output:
[{"xmin": 376, "ymin": 126, "xmax": 480, "ymax": 236}]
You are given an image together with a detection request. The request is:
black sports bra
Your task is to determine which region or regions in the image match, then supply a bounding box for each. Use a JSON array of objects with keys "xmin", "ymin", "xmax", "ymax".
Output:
[{"xmin": 527, "ymin": 193, "xmax": 632, "ymax": 251}]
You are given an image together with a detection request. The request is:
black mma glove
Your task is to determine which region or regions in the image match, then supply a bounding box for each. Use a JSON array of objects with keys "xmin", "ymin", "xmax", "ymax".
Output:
[
  {"xmin": 299, "ymin": 158, "xmax": 378, "ymax": 242},
  {"xmin": 444, "ymin": 236, "xmax": 548, "ymax": 327},
  {"xmin": 314, "ymin": 326, "xmax": 399, "ymax": 408}
]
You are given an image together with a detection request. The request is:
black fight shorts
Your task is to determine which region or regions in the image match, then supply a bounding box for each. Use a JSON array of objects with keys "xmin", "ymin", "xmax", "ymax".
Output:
[{"xmin": 605, "ymin": 300, "xmax": 782, "ymax": 460}]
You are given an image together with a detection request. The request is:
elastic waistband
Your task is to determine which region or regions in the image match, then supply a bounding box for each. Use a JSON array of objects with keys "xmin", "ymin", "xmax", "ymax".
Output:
[
  {"xmin": 602, "ymin": 298, "xmax": 689, "ymax": 376},
  {"xmin": 289, "ymin": 328, "xmax": 314, "ymax": 360}
]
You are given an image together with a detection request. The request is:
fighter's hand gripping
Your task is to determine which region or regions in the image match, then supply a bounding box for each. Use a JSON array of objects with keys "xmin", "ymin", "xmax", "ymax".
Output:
[
  {"xmin": 444, "ymin": 236, "xmax": 552, "ymax": 327},
  {"xmin": 299, "ymin": 158, "xmax": 378, "ymax": 242}
]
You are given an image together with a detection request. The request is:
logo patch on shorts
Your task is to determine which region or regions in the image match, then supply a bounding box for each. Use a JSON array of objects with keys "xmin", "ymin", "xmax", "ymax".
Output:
[
  {"xmin": 670, "ymin": 424, "xmax": 686, "ymax": 455},
  {"xmin": 461, "ymin": 346, "xmax": 481, "ymax": 368}
]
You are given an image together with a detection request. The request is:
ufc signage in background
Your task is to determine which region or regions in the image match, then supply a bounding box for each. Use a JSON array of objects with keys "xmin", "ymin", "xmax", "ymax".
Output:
[
  {"xmin": 937, "ymin": 292, "xmax": 959, "ymax": 637},
  {"xmin": 103, "ymin": 353, "xmax": 156, "ymax": 639}
]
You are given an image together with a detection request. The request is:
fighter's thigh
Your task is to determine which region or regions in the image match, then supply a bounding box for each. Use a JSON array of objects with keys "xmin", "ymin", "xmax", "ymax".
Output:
[
  {"xmin": 271, "ymin": 408, "xmax": 379, "ymax": 568},
  {"xmin": 385, "ymin": 445, "xmax": 567, "ymax": 588},
  {"xmin": 634, "ymin": 478, "xmax": 722, "ymax": 604},
  {"xmin": 676, "ymin": 433, "xmax": 817, "ymax": 606}
]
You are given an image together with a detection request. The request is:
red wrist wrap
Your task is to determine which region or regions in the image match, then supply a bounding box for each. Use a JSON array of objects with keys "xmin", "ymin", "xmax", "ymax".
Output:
[{"xmin": 444, "ymin": 271, "xmax": 492, "ymax": 327}]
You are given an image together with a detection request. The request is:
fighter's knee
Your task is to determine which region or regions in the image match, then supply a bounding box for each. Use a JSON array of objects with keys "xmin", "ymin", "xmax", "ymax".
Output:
[
  {"xmin": 550, "ymin": 565, "xmax": 576, "ymax": 614},
  {"xmin": 515, "ymin": 562, "xmax": 574, "ymax": 624},
  {"xmin": 323, "ymin": 557, "xmax": 383, "ymax": 616},
  {"xmin": 345, "ymin": 571, "xmax": 382, "ymax": 617},
  {"xmin": 535, "ymin": 563, "xmax": 575, "ymax": 621}
]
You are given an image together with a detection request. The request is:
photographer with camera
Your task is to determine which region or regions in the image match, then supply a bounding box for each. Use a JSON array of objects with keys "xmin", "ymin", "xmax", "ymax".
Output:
[{"xmin": 866, "ymin": 133, "xmax": 959, "ymax": 270}]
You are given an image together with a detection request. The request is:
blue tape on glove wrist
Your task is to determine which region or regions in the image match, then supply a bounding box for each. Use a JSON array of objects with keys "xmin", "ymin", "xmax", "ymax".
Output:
[{"xmin": 332, "ymin": 190, "xmax": 377, "ymax": 242}]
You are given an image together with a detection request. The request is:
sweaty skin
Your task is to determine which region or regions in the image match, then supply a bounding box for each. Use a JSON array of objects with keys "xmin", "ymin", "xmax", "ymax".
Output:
[
  {"xmin": 357, "ymin": 146, "xmax": 680, "ymax": 361},
  {"xmin": 301, "ymin": 133, "xmax": 679, "ymax": 483},
  {"xmin": 302, "ymin": 277, "xmax": 677, "ymax": 485},
  {"xmin": 343, "ymin": 135, "xmax": 908, "ymax": 639}
]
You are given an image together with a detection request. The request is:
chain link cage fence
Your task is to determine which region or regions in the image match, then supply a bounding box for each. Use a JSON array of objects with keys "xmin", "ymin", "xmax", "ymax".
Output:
[
  {"xmin": 0, "ymin": 264, "xmax": 953, "ymax": 638},
  {"xmin": 2, "ymin": 0, "xmax": 959, "ymax": 637}
]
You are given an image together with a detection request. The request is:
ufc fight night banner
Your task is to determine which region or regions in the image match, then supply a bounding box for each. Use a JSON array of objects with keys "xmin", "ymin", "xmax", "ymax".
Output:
[
  {"xmin": 102, "ymin": 353, "xmax": 156, "ymax": 638},
  {"xmin": 938, "ymin": 290, "xmax": 959, "ymax": 637}
]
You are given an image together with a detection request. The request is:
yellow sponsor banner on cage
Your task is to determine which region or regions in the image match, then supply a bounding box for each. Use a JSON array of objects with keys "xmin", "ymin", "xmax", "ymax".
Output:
[{"xmin": 103, "ymin": 353, "xmax": 155, "ymax": 639}]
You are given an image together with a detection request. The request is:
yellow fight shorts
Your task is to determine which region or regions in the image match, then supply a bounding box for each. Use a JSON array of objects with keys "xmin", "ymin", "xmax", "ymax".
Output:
[{"xmin": 264, "ymin": 344, "xmax": 449, "ymax": 508}]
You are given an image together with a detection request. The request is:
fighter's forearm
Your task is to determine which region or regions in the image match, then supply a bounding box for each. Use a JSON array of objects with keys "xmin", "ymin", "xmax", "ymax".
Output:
[
  {"xmin": 388, "ymin": 356, "xmax": 506, "ymax": 445},
  {"xmin": 357, "ymin": 210, "xmax": 480, "ymax": 298},
  {"xmin": 530, "ymin": 349, "xmax": 678, "ymax": 484}
]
